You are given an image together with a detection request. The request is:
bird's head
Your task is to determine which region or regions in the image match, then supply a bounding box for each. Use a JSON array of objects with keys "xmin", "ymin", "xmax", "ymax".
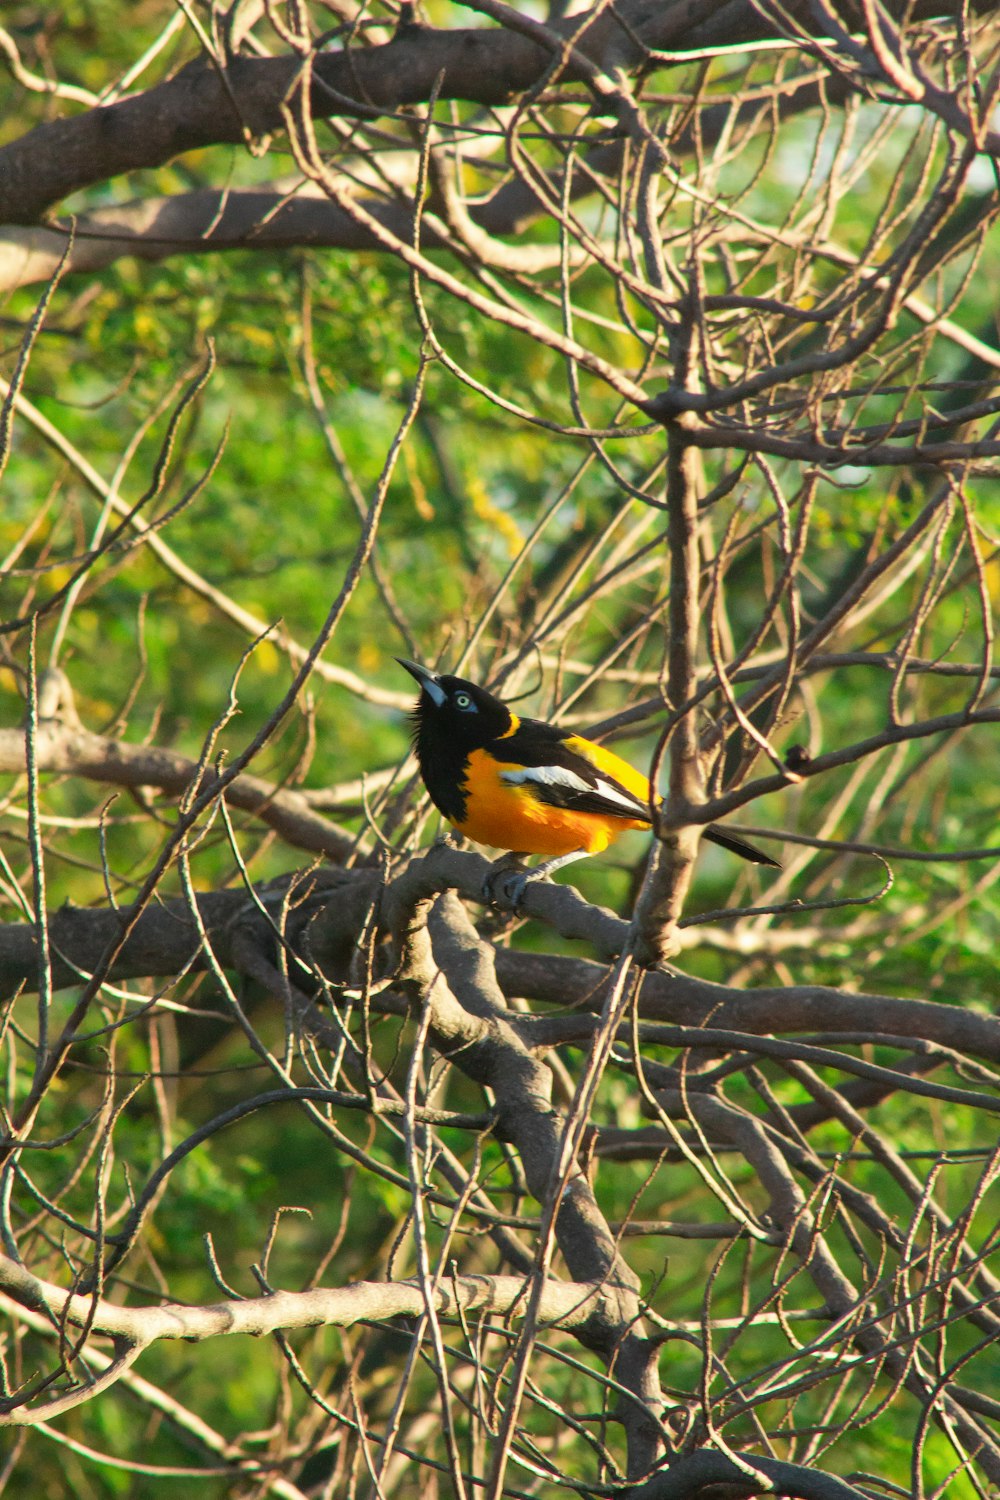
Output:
[{"xmin": 396, "ymin": 659, "xmax": 512, "ymax": 750}]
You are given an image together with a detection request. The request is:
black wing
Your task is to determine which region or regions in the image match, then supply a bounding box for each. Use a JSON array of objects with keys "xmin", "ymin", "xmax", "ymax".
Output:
[{"xmin": 494, "ymin": 719, "xmax": 651, "ymax": 823}]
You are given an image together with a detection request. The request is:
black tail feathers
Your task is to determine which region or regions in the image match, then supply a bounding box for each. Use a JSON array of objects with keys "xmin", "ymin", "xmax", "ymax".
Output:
[{"xmin": 704, "ymin": 824, "xmax": 781, "ymax": 868}]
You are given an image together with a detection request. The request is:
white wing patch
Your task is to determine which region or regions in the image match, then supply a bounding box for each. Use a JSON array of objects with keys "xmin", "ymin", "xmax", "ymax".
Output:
[
  {"xmin": 589, "ymin": 777, "xmax": 649, "ymax": 816},
  {"xmin": 501, "ymin": 765, "xmax": 591, "ymax": 793},
  {"xmin": 500, "ymin": 764, "xmax": 648, "ymax": 817}
]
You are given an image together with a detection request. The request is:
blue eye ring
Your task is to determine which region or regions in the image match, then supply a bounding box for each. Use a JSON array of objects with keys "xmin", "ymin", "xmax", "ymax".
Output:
[{"xmin": 454, "ymin": 692, "xmax": 473, "ymax": 709}]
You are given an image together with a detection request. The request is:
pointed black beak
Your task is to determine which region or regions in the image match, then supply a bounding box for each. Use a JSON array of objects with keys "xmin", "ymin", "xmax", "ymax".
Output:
[{"xmin": 395, "ymin": 658, "xmax": 446, "ymax": 706}]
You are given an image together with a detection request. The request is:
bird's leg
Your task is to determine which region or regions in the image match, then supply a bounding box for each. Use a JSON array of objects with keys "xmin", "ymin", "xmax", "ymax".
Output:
[
  {"xmin": 529, "ymin": 850, "xmax": 590, "ymax": 882},
  {"xmin": 484, "ymin": 849, "xmax": 590, "ymax": 910}
]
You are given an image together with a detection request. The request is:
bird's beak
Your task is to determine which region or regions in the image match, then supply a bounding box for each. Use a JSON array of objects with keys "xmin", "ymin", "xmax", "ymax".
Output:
[{"xmin": 395, "ymin": 658, "xmax": 447, "ymax": 707}]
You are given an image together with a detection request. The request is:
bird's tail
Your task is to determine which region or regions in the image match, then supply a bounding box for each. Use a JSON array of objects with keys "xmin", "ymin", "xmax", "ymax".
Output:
[{"xmin": 704, "ymin": 824, "xmax": 781, "ymax": 868}]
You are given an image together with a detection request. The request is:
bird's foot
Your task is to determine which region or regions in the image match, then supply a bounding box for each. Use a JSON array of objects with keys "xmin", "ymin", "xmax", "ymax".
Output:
[{"xmin": 481, "ymin": 852, "xmax": 533, "ymax": 911}]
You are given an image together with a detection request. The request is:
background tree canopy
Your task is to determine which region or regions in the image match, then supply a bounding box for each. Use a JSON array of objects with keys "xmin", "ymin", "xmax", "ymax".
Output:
[{"xmin": 1, "ymin": 2, "xmax": 999, "ymax": 1497}]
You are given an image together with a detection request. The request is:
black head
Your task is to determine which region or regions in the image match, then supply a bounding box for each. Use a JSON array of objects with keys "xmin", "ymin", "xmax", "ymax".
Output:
[
  {"xmin": 396, "ymin": 660, "xmax": 511, "ymax": 751},
  {"xmin": 397, "ymin": 659, "xmax": 513, "ymax": 822}
]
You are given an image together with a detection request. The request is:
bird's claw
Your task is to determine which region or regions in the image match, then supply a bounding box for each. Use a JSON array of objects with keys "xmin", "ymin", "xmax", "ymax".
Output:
[{"xmin": 481, "ymin": 855, "xmax": 532, "ymax": 911}]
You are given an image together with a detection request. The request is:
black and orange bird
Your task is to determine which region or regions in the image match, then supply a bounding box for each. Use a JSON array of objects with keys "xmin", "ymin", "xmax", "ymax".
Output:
[{"xmin": 398, "ymin": 660, "xmax": 778, "ymax": 902}]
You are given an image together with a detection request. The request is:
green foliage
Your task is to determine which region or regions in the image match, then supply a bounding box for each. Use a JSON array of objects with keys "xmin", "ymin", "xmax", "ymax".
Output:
[{"xmin": 2, "ymin": 4, "xmax": 1000, "ymax": 1495}]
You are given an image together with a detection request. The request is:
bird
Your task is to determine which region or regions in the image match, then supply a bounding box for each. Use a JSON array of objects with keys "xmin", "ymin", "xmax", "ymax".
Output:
[{"xmin": 398, "ymin": 659, "xmax": 779, "ymax": 903}]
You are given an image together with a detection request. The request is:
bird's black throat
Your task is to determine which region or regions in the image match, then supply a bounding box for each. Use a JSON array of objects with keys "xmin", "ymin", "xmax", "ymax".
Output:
[{"xmin": 411, "ymin": 713, "xmax": 471, "ymax": 824}]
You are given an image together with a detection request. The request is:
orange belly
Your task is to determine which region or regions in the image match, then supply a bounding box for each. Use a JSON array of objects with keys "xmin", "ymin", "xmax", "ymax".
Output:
[{"xmin": 453, "ymin": 749, "xmax": 647, "ymax": 856}]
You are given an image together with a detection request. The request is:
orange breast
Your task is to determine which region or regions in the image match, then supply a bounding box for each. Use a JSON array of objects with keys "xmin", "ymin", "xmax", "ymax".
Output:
[{"xmin": 453, "ymin": 748, "xmax": 647, "ymax": 857}]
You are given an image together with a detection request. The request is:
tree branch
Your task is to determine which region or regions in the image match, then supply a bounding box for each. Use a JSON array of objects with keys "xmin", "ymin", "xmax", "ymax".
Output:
[{"xmin": 0, "ymin": 720, "xmax": 356, "ymax": 862}]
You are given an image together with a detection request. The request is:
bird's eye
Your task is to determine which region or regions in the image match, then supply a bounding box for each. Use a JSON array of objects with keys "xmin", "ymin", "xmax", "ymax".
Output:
[{"xmin": 454, "ymin": 692, "xmax": 474, "ymax": 710}]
